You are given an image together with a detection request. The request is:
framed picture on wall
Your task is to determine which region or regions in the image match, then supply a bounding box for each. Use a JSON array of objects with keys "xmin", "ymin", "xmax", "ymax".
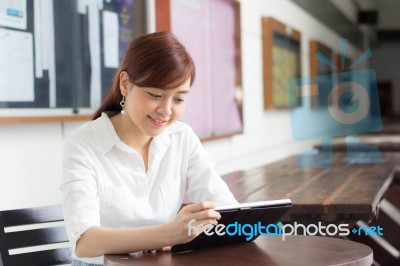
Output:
[
  {"xmin": 155, "ymin": 0, "xmax": 243, "ymax": 140},
  {"xmin": 309, "ymin": 40, "xmax": 334, "ymax": 108},
  {"xmin": 262, "ymin": 17, "xmax": 301, "ymax": 109}
]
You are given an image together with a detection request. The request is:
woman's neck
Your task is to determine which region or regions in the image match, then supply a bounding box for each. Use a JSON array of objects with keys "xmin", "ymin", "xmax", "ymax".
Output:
[{"xmin": 110, "ymin": 113, "xmax": 152, "ymax": 152}]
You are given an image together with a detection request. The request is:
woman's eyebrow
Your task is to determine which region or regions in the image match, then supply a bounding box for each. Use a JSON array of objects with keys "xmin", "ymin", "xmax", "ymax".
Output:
[{"xmin": 177, "ymin": 90, "xmax": 189, "ymax": 94}]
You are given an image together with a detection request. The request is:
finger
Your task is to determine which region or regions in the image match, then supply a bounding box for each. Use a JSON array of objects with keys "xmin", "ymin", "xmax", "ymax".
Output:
[
  {"xmin": 183, "ymin": 201, "xmax": 217, "ymax": 213},
  {"xmin": 192, "ymin": 209, "xmax": 221, "ymax": 220},
  {"xmin": 156, "ymin": 246, "xmax": 171, "ymax": 252},
  {"xmin": 196, "ymin": 218, "xmax": 218, "ymax": 225}
]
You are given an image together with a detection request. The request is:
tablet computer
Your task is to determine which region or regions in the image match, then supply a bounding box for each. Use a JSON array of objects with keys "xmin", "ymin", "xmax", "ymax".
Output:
[{"xmin": 171, "ymin": 199, "xmax": 292, "ymax": 253}]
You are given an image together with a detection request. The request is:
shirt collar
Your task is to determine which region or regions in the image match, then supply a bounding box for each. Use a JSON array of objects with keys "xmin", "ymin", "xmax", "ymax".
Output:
[
  {"xmin": 90, "ymin": 113, "xmax": 117, "ymax": 154},
  {"xmin": 91, "ymin": 112, "xmax": 185, "ymax": 155}
]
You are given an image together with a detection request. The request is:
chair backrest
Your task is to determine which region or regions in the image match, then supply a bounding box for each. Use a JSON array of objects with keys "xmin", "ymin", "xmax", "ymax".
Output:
[{"xmin": 0, "ymin": 205, "xmax": 71, "ymax": 266}]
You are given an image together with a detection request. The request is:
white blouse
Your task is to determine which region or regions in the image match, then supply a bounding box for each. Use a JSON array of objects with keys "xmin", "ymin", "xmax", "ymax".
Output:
[{"xmin": 60, "ymin": 113, "xmax": 238, "ymax": 264}]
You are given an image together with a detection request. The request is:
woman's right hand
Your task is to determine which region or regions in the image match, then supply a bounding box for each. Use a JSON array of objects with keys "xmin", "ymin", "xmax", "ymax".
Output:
[{"xmin": 166, "ymin": 201, "xmax": 221, "ymax": 245}]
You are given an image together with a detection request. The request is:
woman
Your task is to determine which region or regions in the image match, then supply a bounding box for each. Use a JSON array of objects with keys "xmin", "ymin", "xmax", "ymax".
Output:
[{"xmin": 60, "ymin": 31, "xmax": 238, "ymax": 265}]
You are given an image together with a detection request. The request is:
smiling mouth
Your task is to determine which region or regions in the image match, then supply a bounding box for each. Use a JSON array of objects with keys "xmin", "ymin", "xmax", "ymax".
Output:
[{"xmin": 147, "ymin": 115, "xmax": 169, "ymax": 127}]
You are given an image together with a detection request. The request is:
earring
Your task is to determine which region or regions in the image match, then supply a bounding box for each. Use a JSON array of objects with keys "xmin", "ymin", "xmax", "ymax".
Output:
[{"xmin": 120, "ymin": 96, "xmax": 126, "ymax": 114}]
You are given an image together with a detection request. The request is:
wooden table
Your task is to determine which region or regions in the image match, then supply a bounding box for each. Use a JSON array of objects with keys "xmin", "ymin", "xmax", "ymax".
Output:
[
  {"xmin": 104, "ymin": 152, "xmax": 400, "ymax": 266},
  {"xmin": 221, "ymin": 152, "xmax": 399, "ymax": 224},
  {"xmin": 104, "ymin": 236, "xmax": 373, "ymax": 266},
  {"xmin": 314, "ymin": 135, "xmax": 400, "ymax": 152}
]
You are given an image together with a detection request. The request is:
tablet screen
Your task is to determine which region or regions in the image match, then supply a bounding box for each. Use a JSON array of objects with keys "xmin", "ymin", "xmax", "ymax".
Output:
[{"xmin": 171, "ymin": 199, "xmax": 292, "ymax": 253}]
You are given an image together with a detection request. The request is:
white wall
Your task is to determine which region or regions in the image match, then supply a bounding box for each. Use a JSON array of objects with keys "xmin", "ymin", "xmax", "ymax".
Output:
[
  {"xmin": 0, "ymin": 0, "xmax": 363, "ymax": 210},
  {"xmin": 0, "ymin": 123, "xmax": 63, "ymax": 209}
]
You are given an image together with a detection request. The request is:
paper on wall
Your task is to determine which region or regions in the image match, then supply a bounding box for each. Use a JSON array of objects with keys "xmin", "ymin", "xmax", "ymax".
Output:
[
  {"xmin": 103, "ymin": 10, "xmax": 119, "ymax": 68},
  {"xmin": 0, "ymin": 0, "xmax": 27, "ymax": 30},
  {"xmin": 0, "ymin": 28, "xmax": 34, "ymax": 102}
]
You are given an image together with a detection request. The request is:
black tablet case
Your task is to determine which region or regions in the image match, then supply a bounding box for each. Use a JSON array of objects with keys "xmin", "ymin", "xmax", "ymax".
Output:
[{"xmin": 171, "ymin": 201, "xmax": 292, "ymax": 253}]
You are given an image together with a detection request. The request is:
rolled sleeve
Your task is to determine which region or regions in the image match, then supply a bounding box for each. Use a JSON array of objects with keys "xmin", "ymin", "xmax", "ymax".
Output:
[{"xmin": 60, "ymin": 136, "xmax": 101, "ymax": 247}]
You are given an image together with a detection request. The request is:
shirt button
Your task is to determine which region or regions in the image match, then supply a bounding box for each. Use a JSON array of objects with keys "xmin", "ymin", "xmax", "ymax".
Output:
[{"xmin": 73, "ymin": 232, "xmax": 79, "ymax": 238}]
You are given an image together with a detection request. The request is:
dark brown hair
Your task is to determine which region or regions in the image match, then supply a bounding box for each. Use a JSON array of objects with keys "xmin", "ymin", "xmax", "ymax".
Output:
[{"xmin": 92, "ymin": 31, "xmax": 195, "ymax": 120}]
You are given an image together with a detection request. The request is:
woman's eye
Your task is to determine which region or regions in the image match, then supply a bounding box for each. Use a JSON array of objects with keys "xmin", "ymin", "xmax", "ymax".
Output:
[
  {"xmin": 148, "ymin": 93, "xmax": 161, "ymax": 99},
  {"xmin": 175, "ymin": 98, "xmax": 185, "ymax": 103}
]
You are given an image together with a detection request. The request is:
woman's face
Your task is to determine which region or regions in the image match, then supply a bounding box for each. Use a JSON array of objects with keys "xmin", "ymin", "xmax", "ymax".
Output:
[{"xmin": 121, "ymin": 73, "xmax": 190, "ymax": 138}]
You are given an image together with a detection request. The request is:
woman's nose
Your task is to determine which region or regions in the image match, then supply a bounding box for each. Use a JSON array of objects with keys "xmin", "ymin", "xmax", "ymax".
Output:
[{"xmin": 157, "ymin": 100, "xmax": 173, "ymax": 117}]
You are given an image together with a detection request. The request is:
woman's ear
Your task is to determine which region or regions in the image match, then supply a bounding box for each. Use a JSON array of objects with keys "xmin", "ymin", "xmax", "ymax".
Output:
[{"xmin": 119, "ymin": 71, "xmax": 130, "ymax": 96}]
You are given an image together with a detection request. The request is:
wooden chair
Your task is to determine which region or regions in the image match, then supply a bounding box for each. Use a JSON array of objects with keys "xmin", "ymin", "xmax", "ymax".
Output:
[{"xmin": 0, "ymin": 205, "xmax": 71, "ymax": 266}]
